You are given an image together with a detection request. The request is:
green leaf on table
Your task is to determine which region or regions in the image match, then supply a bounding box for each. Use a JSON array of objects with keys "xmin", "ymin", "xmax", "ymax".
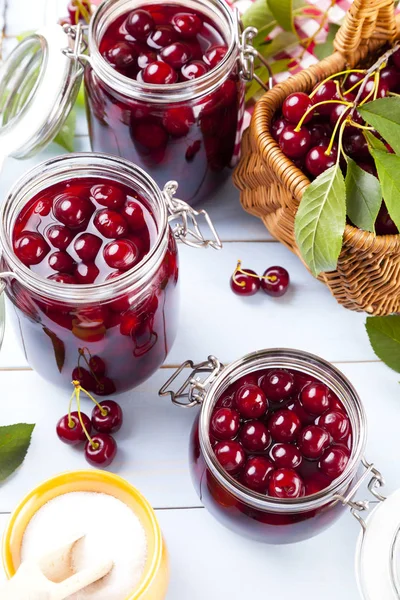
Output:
[
  {"xmin": 370, "ymin": 149, "xmax": 400, "ymax": 232},
  {"xmin": 345, "ymin": 157, "xmax": 381, "ymax": 233},
  {"xmin": 267, "ymin": 0, "xmax": 293, "ymax": 31},
  {"xmin": 363, "ymin": 130, "xmax": 388, "ymax": 153},
  {"xmin": 366, "ymin": 315, "xmax": 400, "ymax": 372},
  {"xmin": 358, "ymin": 97, "xmax": 400, "ymax": 155},
  {"xmin": 314, "ymin": 24, "xmax": 340, "ymax": 60},
  {"xmin": 0, "ymin": 424, "xmax": 35, "ymax": 482},
  {"xmin": 245, "ymin": 59, "xmax": 291, "ymax": 102},
  {"xmin": 294, "ymin": 163, "xmax": 346, "ymax": 276},
  {"xmin": 54, "ymin": 109, "xmax": 76, "ymax": 153}
]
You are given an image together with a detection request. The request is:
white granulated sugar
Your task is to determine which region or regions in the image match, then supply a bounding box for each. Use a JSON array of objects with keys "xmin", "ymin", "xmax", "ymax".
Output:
[{"xmin": 21, "ymin": 491, "xmax": 148, "ymax": 600}]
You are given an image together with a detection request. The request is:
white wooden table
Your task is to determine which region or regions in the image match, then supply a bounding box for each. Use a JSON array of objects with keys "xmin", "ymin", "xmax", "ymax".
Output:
[{"xmin": 1, "ymin": 2, "xmax": 400, "ymax": 598}]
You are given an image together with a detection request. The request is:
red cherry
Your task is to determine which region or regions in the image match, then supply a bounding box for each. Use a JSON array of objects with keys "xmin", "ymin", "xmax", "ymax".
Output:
[
  {"xmin": 269, "ymin": 443, "xmax": 302, "ymax": 469},
  {"xmin": 160, "ymin": 42, "xmax": 192, "ymax": 68},
  {"xmin": 172, "ymin": 12, "xmax": 202, "ymax": 38},
  {"xmin": 305, "ymin": 472, "xmax": 332, "ymax": 495},
  {"xmin": 343, "ymin": 72, "xmax": 364, "ymax": 91},
  {"xmin": 319, "ymin": 445, "xmax": 350, "ymax": 479},
  {"xmin": 261, "ymin": 266, "xmax": 290, "ymax": 297},
  {"xmin": 91, "ymin": 400, "xmax": 123, "ymax": 434},
  {"xmin": 181, "ymin": 60, "xmax": 209, "ymax": 80},
  {"xmin": 142, "ymin": 61, "xmax": 178, "ymax": 84},
  {"xmin": 48, "ymin": 251, "xmax": 75, "ymax": 273},
  {"xmin": 308, "ymin": 122, "xmax": 332, "ymax": 146},
  {"xmin": 15, "ymin": 232, "xmax": 50, "ymax": 265},
  {"xmin": 74, "ymin": 262, "xmax": 100, "ymax": 284},
  {"xmin": 271, "ymin": 117, "xmax": 287, "ymax": 141},
  {"xmin": 230, "ymin": 268, "xmax": 260, "ymax": 296},
  {"xmin": 376, "ymin": 203, "xmax": 398, "ymax": 235},
  {"xmin": 131, "ymin": 121, "xmax": 168, "ymax": 149},
  {"xmin": 47, "ymin": 225, "xmax": 74, "ymax": 250},
  {"xmin": 239, "ymin": 421, "xmax": 271, "ymax": 452},
  {"xmin": 203, "ymin": 45, "xmax": 228, "ymax": 68},
  {"xmin": 260, "ymin": 369, "xmax": 294, "ymax": 403},
  {"xmin": 298, "ymin": 425, "xmax": 330, "ymax": 459},
  {"xmin": 360, "ymin": 79, "xmax": 388, "ymax": 100},
  {"xmin": 121, "ymin": 201, "xmax": 146, "ymax": 231},
  {"xmin": 241, "ymin": 456, "xmax": 274, "ymax": 493},
  {"xmin": 103, "ymin": 239, "xmax": 139, "ymax": 270},
  {"xmin": 94, "ymin": 209, "xmax": 128, "ymax": 239},
  {"xmin": 289, "ymin": 399, "xmax": 316, "ymax": 426},
  {"xmin": 393, "ymin": 48, "xmax": 400, "ymax": 70},
  {"xmin": 163, "ymin": 106, "xmax": 194, "ymax": 137},
  {"xmin": 88, "ymin": 355, "xmax": 106, "ymax": 376},
  {"xmin": 85, "ymin": 433, "xmax": 117, "ymax": 467},
  {"xmin": 90, "ymin": 184, "xmax": 125, "ymax": 209},
  {"xmin": 312, "ymin": 80, "xmax": 339, "ymax": 115},
  {"xmin": 305, "ymin": 144, "xmax": 337, "ymax": 178},
  {"xmin": 105, "ymin": 42, "xmax": 138, "ymax": 69},
  {"xmin": 279, "ymin": 124, "xmax": 311, "ymax": 159},
  {"xmin": 210, "ymin": 408, "xmax": 240, "ymax": 440},
  {"xmin": 72, "ymin": 366, "xmax": 96, "ymax": 391},
  {"xmin": 319, "ymin": 410, "xmax": 350, "ymax": 441},
  {"xmin": 147, "ymin": 26, "xmax": 177, "ymax": 50},
  {"xmin": 268, "ymin": 468, "xmax": 305, "ymax": 499},
  {"xmin": 282, "ymin": 92, "xmax": 313, "ymax": 124},
  {"xmin": 380, "ymin": 66, "xmax": 400, "ymax": 92},
  {"xmin": 235, "ymin": 384, "xmax": 268, "ymax": 419},
  {"xmin": 268, "ymin": 409, "xmax": 301, "ymax": 443},
  {"xmin": 53, "ymin": 194, "xmax": 94, "ymax": 229},
  {"xmin": 329, "ymin": 103, "xmax": 350, "ymax": 127},
  {"xmin": 56, "ymin": 411, "xmax": 92, "ymax": 445},
  {"xmin": 126, "ymin": 9, "xmax": 155, "ymax": 40},
  {"xmin": 74, "ymin": 233, "xmax": 102, "ymax": 262},
  {"xmin": 214, "ymin": 440, "xmax": 245, "ymax": 475},
  {"xmin": 343, "ymin": 132, "xmax": 370, "ymax": 158},
  {"xmin": 300, "ymin": 382, "xmax": 331, "ymax": 415}
]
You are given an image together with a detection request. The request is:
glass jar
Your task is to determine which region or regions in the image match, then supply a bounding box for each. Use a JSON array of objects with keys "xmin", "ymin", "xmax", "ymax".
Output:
[
  {"xmin": 0, "ymin": 153, "xmax": 221, "ymax": 394},
  {"xmin": 159, "ymin": 348, "xmax": 382, "ymax": 545}
]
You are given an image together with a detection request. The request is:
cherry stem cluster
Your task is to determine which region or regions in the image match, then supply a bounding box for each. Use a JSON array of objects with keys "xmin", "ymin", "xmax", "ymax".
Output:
[
  {"xmin": 232, "ymin": 260, "xmax": 277, "ymax": 288},
  {"xmin": 73, "ymin": 0, "xmax": 92, "ymax": 24},
  {"xmin": 68, "ymin": 380, "xmax": 107, "ymax": 449}
]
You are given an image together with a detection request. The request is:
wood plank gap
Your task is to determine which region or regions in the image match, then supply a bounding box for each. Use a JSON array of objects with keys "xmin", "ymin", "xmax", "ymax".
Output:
[{"xmin": 154, "ymin": 505, "xmax": 204, "ymax": 511}]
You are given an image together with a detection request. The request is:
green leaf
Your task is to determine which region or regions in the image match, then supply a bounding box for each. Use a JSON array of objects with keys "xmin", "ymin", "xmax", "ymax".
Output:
[
  {"xmin": 259, "ymin": 30, "xmax": 298, "ymax": 57},
  {"xmin": 245, "ymin": 59, "xmax": 291, "ymax": 102},
  {"xmin": 358, "ymin": 97, "xmax": 400, "ymax": 155},
  {"xmin": 267, "ymin": 0, "xmax": 293, "ymax": 31},
  {"xmin": 0, "ymin": 424, "xmax": 35, "ymax": 482},
  {"xmin": 242, "ymin": 0, "xmax": 277, "ymax": 48},
  {"xmin": 363, "ymin": 130, "xmax": 388, "ymax": 153},
  {"xmin": 370, "ymin": 149, "xmax": 400, "ymax": 231},
  {"xmin": 345, "ymin": 157, "xmax": 381, "ymax": 233},
  {"xmin": 53, "ymin": 110, "xmax": 76, "ymax": 153},
  {"xmin": 366, "ymin": 316, "xmax": 400, "ymax": 372},
  {"xmin": 314, "ymin": 24, "xmax": 340, "ymax": 60},
  {"xmin": 294, "ymin": 164, "xmax": 346, "ymax": 276},
  {"xmin": 76, "ymin": 82, "xmax": 86, "ymax": 109}
]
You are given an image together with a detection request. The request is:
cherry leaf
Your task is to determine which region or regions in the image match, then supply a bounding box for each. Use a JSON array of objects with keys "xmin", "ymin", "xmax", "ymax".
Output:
[
  {"xmin": 358, "ymin": 97, "xmax": 400, "ymax": 155},
  {"xmin": 363, "ymin": 130, "xmax": 388, "ymax": 153},
  {"xmin": 370, "ymin": 149, "xmax": 400, "ymax": 232},
  {"xmin": 267, "ymin": 0, "xmax": 294, "ymax": 31},
  {"xmin": 314, "ymin": 24, "xmax": 340, "ymax": 60},
  {"xmin": 345, "ymin": 157, "xmax": 381, "ymax": 233},
  {"xmin": 0, "ymin": 424, "xmax": 35, "ymax": 482},
  {"xmin": 294, "ymin": 163, "xmax": 346, "ymax": 277},
  {"xmin": 366, "ymin": 316, "xmax": 400, "ymax": 372},
  {"xmin": 53, "ymin": 109, "xmax": 76, "ymax": 153}
]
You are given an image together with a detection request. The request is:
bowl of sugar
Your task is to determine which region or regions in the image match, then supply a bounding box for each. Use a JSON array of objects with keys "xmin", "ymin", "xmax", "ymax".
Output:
[{"xmin": 2, "ymin": 470, "xmax": 169, "ymax": 600}]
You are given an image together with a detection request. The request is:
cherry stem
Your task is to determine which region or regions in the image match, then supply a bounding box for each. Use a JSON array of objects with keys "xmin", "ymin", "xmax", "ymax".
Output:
[
  {"xmin": 336, "ymin": 118, "xmax": 349, "ymax": 165},
  {"xmin": 73, "ymin": 0, "xmax": 92, "ymax": 24},
  {"xmin": 295, "ymin": 100, "xmax": 352, "ymax": 131},
  {"xmin": 72, "ymin": 380, "xmax": 108, "ymax": 416},
  {"xmin": 232, "ymin": 260, "xmax": 276, "ymax": 285},
  {"xmin": 75, "ymin": 386, "xmax": 99, "ymax": 450},
  {"xmin": 309, "ymin": 69, "xmax": 366, "ymax": 99},
  {"xmin": 67, "ymin": 389, "xmax": 76, "ymax": 429}
]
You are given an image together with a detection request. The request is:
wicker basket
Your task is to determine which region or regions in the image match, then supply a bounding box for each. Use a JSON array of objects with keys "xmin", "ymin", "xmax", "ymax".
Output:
[{"xmin": 234, "ymin": 0, "xmax": 400, "ymax": 315}]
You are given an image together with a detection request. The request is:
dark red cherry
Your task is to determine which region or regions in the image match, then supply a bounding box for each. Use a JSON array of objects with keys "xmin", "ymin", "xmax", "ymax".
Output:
[
  {"xmin": 72, "ymin": 366, "xmax": 96, "ymax": 391},
  {"xmin": 329, "ymin": 103, "xmax": 350, "ymax": 128},
  {"xmin": 163, "ymin": 106, "xmax": 194, "ymax": 136},
  {"xmin": 380, "ymin": 66, "xmax": 400, "ymax": 92},
  {"xmin": 105, "ymin": 42, "xmax": 138, "ymax": 68},
  {"xmin": 132, "ymin": 120, "xmax": 168, "ymax": 149},
  {"xmin": 260, "ymin": 369, "xmax": 294, "ymax": 403},
  {"xmin": 235, "ymin": 384, "xmax": 268, "ymax": 419},
  {"xmin": 90, "ymin": 184, "xmax": 125, "ymax": 209},
  {"xmin": 147, "ymin": 26, "xmax": 177, "ymax": 50},
  {"xmin": 308, "ymin": 122, "xmax": 331, "ymax": 146},
  {"xmin": 103, "ymin": 239, "xmax": 139, "ymax": 270},
  {"xmin": 91, "ymin": 400, "xmax": 123, "ymax": 434},
  {"xmin": 375, "ymin": 203, "xmax": 398, "ymax": 235},
  {"xmin": 311, "ymin": 80, "xmax": 339, "ymax": 115},
  {"xmin": 94, "ymin": 376, "xmax": 116, "ymax": 396},
  {"xmin": 261, "ymin": 266, "xmax": 290, "ymax": 297},
  {"xmin": 160, "ymin": 42, "xmax": 191, "ymax": 68},
  {"xmin": 126, "ymin": 9, "xmax": 154, "ymax": 40},
  {"xmin": 181, "ymin": 60, "xmax": 209, "ymax": 80},
  {"xmin": 74, "ymin": 262, "xmax": 100, "ymax": 284},
  {"xmin": 319, "ymin": 410, "xmax": 350, "ymax": 441},
  {"xmin": 282, "ymin": 92, "xmax": 313, "ymax": 124},
  {"xmin": 239, "ymin": 421, "xmax": 271, "ymax": 452},
  {"xmin": 88, "ymin": 355, "xmax": 106, "ymax": 377},
  {"xmin": 47, "ymin": 225, "xmax": 74, "ymax": 250},
  {"xmin": 142, "ymin": 61, "xmax": 178, "ymax": 84},
  {"xmin": 305, "ymin": 472, "xmax": 332, "ymax": 495},
  {"xmin": 53, "ymin": 194, "xmax": 94, "ymax": 229},
  {"xmin": 343, "ymin": 132, "xmax": 370, "ymax": 158},
  {"xmin": 241, "ymin": 456, "xmax": 274, "ymax": 493},
  {"xmin": 279, "ymin": 124, "xmax": 311, "ymax": 159},
  {"xmin": 48, "ymin": 251, "xmax": 75, "ymax": 273},
  {"xmin": 298, "ymin": 425, "xmax": 330, "ymax": 459},
  {"xmin": 289, "ymin": 399, "xmax": 315, "ymax": 426},
  {"xmin": 271, "ymin": 117, "xmax": 287, "ymax": 141},
  {"xmin": 94, "ymin": 209, "xmax": 128, "ymax": 238},
  {"xmin": 15, "ymin": 232, "xmax": 50, "ymax": 265},
  {"xmin": 56, "ymin": 411, "xmax": 92, "ymax": 445},
  {"xmin": 268, "ymin": 409, "xmax": 301, "ymax": 443},
  {"xmin": 85, "ymin": 433, "xmax": 117, "ymax": 467},
  {"xmin": 203, "ymin": 45, "xmax": 228, "ymax": 68},
  {"xmin": 343, "ymin": 71, "xmax": 364, "ymax": 91},
  {"xmin": 230, "ymin": 268, "xmax": 260, "ymax": 296},
  {"xmin": 269, "ymin": 443, "xmax": 302, "ymax": 469},
  {"xmin": 121, "ymin": 200, "xmax": 146, "ymax": 231},
  {"xmin": 319, "ymin": 445, "xmax": 350, "ymax": 479},
  {"xmin": 214, "ymin": 440, "xmax": 246, "ymax": 475},
  {"xmin": 210, "ymin": 408, "xmax": 240, "ymax": 440},
  {"xmin": 301, "ymin": 382, "xmax": 331, "ymax": 415},
  {"xmin": 360, "ymin": 79, "xmax": 388, "ymax": 100},
  {"xmin": 305, "ymin": 144, "xmax": 337, "ymax": 178},
  {"xmin": 74, "ymin": 233, "xmax": 102, "ymax": 262},
  {"xmin": 172, "ymin": 12, "xmax": 202, "ymax": 38},
  {"xmin": 268, "ymin": 468, "xmax": 305, "ymax": 499}
]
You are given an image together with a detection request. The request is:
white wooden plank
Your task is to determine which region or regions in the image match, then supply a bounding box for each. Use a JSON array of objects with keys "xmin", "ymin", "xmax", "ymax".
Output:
[{"xmin": 5, "ymin": 0, "xmax": 47, "ymax": 35}]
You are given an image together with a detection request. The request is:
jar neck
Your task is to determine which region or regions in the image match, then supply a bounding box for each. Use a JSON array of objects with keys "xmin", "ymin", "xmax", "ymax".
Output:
[
  {"xmin": 199, "ymin": 348, "xmax": 367, "ymax": 514},
  {"xmin": 88, "ymin": 0, "xmax": 240, "ymax": 104},
  {"xmin": 0, "ymin": 153, "xmax": 169, "ymax": 304}
]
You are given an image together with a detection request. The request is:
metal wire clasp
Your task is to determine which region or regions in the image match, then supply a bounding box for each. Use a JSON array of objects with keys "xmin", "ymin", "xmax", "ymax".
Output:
[
  {"xmin": 163, "ymin": 181, "xmax": 222, "ymax": 250},
  {"xmin": 62, "ymin": 23, "xmax": 90, "ymax": 69},
  {"xmin": 159, "ymin": 356, "xmax": 224, "ymax": 407},
  {"xmin": 237, "ymin": 11, "xmax": 273, "ymax": 92},
  {"xmin": 334, "ymin": 458, "xmax": 386, "ymax": 530}
]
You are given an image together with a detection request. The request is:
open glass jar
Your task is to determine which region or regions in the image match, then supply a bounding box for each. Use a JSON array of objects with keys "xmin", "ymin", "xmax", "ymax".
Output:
[{"xmin": 0, "ymin": 153, "xmax": 221, "ymax": 394}]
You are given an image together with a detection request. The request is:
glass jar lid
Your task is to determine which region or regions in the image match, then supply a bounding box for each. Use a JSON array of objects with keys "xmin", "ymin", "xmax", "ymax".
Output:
[{"xmin": 0, "ymin": 24, "xmax": 83, "ymax": 161}]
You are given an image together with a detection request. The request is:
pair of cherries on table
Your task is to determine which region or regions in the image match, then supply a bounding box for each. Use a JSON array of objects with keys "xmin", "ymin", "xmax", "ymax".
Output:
[{"xmin": 230, "ymin": 260, "xmax": 290, "ymax": 297}]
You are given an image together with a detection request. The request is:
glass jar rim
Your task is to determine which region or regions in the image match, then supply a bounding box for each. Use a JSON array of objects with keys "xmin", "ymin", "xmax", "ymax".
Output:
[
  {"xmin": 88, "ymin": 0, "xmax": 239, "ymax": 104},
  {"xmin": 0, "ymin": 152, "xmax": 170, "ymax": 304},
  {"xmin": 198, "ymin": 348, "xmax": 367, "ymax": 514}
]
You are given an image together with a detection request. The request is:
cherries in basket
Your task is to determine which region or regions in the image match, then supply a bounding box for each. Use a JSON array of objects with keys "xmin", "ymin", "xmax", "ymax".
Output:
[{"xmin": 210, "ymin": 368, "xmax": 352, "ymax": 498}]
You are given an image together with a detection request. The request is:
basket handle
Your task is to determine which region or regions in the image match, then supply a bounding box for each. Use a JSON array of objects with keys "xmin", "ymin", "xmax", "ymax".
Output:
[{"xmin": 334, "ymin": 0, "xmax": 397, "ymax": 60}]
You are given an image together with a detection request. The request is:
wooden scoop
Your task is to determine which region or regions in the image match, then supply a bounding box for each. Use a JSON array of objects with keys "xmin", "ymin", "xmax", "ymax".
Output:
[{"xmin": 1, "ymin": 533, "xmax": 113, "ymax": 600}]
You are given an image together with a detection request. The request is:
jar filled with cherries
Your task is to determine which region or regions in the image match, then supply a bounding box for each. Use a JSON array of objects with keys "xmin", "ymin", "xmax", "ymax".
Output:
[
  {"xmin": 160, "ymin": 348, "xmax": 389, "ymax": 547},
  {"xmin": 0, "ymin": 153, "xmax": 221, "ymax": 394}
]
